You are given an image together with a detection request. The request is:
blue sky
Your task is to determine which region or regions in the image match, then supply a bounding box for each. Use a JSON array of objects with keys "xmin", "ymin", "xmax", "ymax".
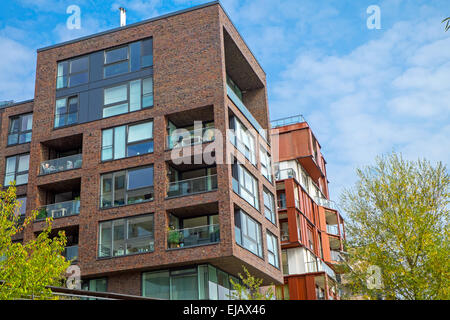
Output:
[{"xmin": 0, "ymin": 0, "xmax": 449, "ymax": 201}]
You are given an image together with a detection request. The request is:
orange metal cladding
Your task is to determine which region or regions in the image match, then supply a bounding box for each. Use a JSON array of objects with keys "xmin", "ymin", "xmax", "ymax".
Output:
[{"xmin": 271, "ymin": 119, "xmax": 345, "ymax": 300}]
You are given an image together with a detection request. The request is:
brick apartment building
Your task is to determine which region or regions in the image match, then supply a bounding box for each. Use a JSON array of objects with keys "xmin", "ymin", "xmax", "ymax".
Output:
[
  {"xmin": 270, "ymin": 115, "xmax": 346, "ymax": 300},
  {"xmin": 0, "ymin": 1, "xmax": 284, "ymax": 299}
]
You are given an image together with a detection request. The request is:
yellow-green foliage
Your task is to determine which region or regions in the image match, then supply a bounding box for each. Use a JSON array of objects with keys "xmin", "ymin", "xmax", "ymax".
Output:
[
  {"xmin": 229, "ymin": 266, "xmax": 274, "ymax": 300},
  {"xmin": 0, "ymin": 185, "xmax": 71, "ymax": 300},
  {"xmin": 341, "ymin": 152, "xmax": 449, "ymax": 300}
]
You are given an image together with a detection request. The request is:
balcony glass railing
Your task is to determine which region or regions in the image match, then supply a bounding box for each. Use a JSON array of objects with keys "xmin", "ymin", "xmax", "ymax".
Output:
[
  {"xmin": 167, "ymin": 224, "xmax": 220, "ymax": 249},
  {"xmin": 63, "ymin": 245, "xmax": 79, "ymax": 262},
  {"xmin": 275, "ymin": 168, "xmax": 297, "ymax": 181},
  {"xmin": 305, "ymin": 260, "xmax": 318, "ymax": 273},
  {"xmin": 327, "ymin": 224, "xmax": 339, "ymax": 236},
  {"xmin": 37, "ymin": 200, "xmax": 80, "ymax": 220},
  {"xmin": 314, "ymin": 197, "xmax": 338, "ymax": 210},
  {"xmin": 277, "ymin": 198, "xmax": 287, "ymax": 210},
  {"xmin": 167, "ymin": 127, "xmax": 215, "ymax": 149},
  {"xmin": 271, "ymin": 115, "xmax": 307, "ymax": 129},
  {"xmin": 40, "ymin": 154, "xmax": 82, "ymax": 175},
  {"xmin": 330, "ymin": 250, "xmax": 343, "ymax": 262},
  {"xmin": 167, "ymin": 175, "xmax": 218, "ymax": 198}
]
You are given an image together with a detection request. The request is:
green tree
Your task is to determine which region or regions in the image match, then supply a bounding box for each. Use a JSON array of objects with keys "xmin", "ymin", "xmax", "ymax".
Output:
[
  {"xmin": 229, "ymin": 266, "xmax": 274, "ymax": 300},
  {"xmin": 443, "ymin": 17, "xmax": 450, "ymax": 31},
  {"xmin": 0, "ymin": 185, "xmax": 71, "ymax": 300},
  {"xmin": 341, "ymin": 152, "xmax": 449, "ymax": 300}
]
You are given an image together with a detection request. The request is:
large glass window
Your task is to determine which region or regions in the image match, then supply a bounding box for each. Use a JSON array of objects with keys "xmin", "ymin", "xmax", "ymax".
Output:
[
  {"xmin": 260, "ymin": 147, "xmax": 273, "ymax": 182},
  {"xmin": 57, "ymin": 57, "xmax": 89, "ymax": 89},
  {"xmin": 4, "ymin": 154, "xmax": 29, "ymax": 186},
  {"xmin": 103, "ymin": 77, "xmax": 153, "ymax": 118},
  {"xmin": 232, "ymin": 160, "xmax": 259, "ymax": 210},
  {"xmin": 229, "ymin": 116, "xmax": 256, "ymax": 165},
  {"xmin": 263, "ymin": 188, "xmax": 276, "ymax": 224},
  {"xmin": 266, "ymin": 232, "xmax": 280, "ymax": 268},
  {"xmin": 55, "ymin": 96, "xmax": 78, "ymax": 128},
  {"xmin": 141, "ymin": 38, "xmax": 153, "ymax": 68},
  {"xmin": 8, "ymin": 113, "xmax": 32, "ymax": 145},
  {"xmin": 98, "ymin": 214, "xmax": 154, "ymax": 258},
  {"xmin": 100, "ymin": 166, "xmax": 154, "ymax": 208},
  {"xmin": 142, "ymin": 265, "xmax": 238, "ymax": 300},
  {"xmin": 102, "ymin": 121, "xmax": 153, "ymax": 161},
  {"xmin": 81, "ymin": 278, "xmax": 107, "ymax": 292},
  {"xmin": 234, "ymin": 209, "xmax": 263, "ymax": 258},
  {"xmin": 104, "ymin": 46, "xmax": 129, "ymax": 78}
]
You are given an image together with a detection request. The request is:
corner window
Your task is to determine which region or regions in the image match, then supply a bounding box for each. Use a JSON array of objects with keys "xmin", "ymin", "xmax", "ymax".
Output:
[
  {"xmin": 100, "ymin": 166, "xmax": 154, "ymax": 208},
  {"xmin": 55, "ymin": 96, "xmax": 78, "ymax": 128},
  {"xmin": 4, "ymin": 154, "xmax": 29, "ymax": 186},
  {"xmin": 266, "ymin": 231, "xmax": 280, "ymax": 268},
  {"xmin": 102, "ymin": 121, "xmax": 154, "ymax": 161},
  {"xmin": 234, "ymin": 209, "xmax": 263, "ymax": 258},
  {"xmin": 263, "ymin": 188, "xmax": 276, "ymax": 224},
  {"xmin": 57, "ymin": 57, "xmax": 89, "ymax": 89},
  {"xmin": 8, "ymin": 113, "xmax": 32, "ymax": 146},
  {"xmin": 98, "ymin": 214, "xmax": 154, "ymax": 258},
  {"xmin": 103, "ymin": 77, "xmax": 153, "ymax": 118}
]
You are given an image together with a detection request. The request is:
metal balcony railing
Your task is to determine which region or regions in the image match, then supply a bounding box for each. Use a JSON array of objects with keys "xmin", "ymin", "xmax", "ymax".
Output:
[
  {"xmin": 271, "ymin": 115, "xmax": 307, "ymax": 129},
  {"xmin": 167, "ymin": 175, "xmax": 218, "ymax": 198},
  {"xmin": 167, "ymin": 224, "xmax": 220, "ymax": 249},
  {"xmin": 37, "ymin": 200, "xmax": 80, "ymax": 220},
  {"xmin": 167, "ymin": 127, "xmax": 215, "ymax": 149},
  {"xmin": 40, "ymin": 154, "xmax": 82, "ymax": 175}
]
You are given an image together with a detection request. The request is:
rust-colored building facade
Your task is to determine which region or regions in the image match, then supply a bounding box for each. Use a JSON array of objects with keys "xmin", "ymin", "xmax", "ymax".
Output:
[
  {"xmin": 1, "ymin": 2, "xmax": 283, "ymax": 299},
  {"xmin": 271, "ymin": 116, "xmax": 346, "ymax": 300}
]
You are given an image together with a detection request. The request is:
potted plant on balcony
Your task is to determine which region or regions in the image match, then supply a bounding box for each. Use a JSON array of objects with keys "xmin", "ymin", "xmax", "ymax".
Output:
[{"xmin": 167, "ymin": 226, "xmax": 181, "ymax": 248}]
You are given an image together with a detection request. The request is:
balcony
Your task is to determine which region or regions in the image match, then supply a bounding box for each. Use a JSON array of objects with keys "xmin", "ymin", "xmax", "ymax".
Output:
[
  {"xmin": 37, "ymin": 199, "xmax": 80, "ymax": 220},
  {"xmin": 274, "ymin": 168, "xmax": 297, "ymax": 181},
  {"xmin": 63, "ymin": 245, "xmax": 79, "ymax": 262},
  {"xmin": 330, "ymin": 250, "xmax": 344, "ymax": 262},
  {"xmin": 315, "ymin": 196, "xmax": 338, "ymax": 210},
  {"xmin": 40, "ymin": 154, "xmax": 82, "ymax": 175},
  {"xmin": 305, "ymin": 260, "xmax": 319, "ymax": 273},
  {"xmin": 167, "ymin": 175, "xmax": 218, "ymax": 198},
  {"xmin": 167, "ymin": 224, "xmax": 220, "ymax": 249},
  {"xmin": 326, "ymin": 224, "xmax": 339, "ymax": 236},
  {"xmin": 271, "ymin": 115, "xmax": 307, "ymax": 129},
  {"xmin": 167, "ymin": 127, "xmax": 215, "ymax": 149},
  {"xmin": 277, "ymin": 197, "xmax": 287, "ymax": 210}
]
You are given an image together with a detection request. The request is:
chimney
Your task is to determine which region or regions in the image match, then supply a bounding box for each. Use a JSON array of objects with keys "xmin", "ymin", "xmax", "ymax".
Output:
[{"xmin": 119, "ymin": 7, "xmax": 126, "ymax": 27}]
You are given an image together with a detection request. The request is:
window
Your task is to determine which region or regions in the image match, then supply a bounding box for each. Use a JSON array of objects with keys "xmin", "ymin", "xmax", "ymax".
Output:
[
  {"xmin": 229, "ymin": 116, "xmax": 256, "ymax": 165},
  {"xmin": 282, "ymin": 250, "xmax": 289, "ymax": 275},
  {"xmin": 8, "ymin": 114, "xmax": 32, "ymax": 145},
  {"xmin": 234, "ymin": 209, "xmax": 263, "ymax": 257},
  {"xmin": 54, "ymin": 96, "xmax": 78, "ymax": 128},
  {"xmin": 263, "ymin": 188, "xmax": 276, "ymax": 224},
  {"xmin": 232, "ymin": 160, "xmax": 259, "ymax": 210},
  {"xmin": 100, "ymin": 166, "xmax": 154, "ymax": 208},
  {"xmin": 307, "ymin": 226, "xmax": 315, "ymax": 251},
  {"xmin": 267, "ymin": 232, "xmax": 280, "ymax": 268},
  {"xmin": 103, "ymin": 77, "xmax": 153, "ymax": 118},
  {"xmin": 4, "ymin": 154, "xmax": 29, "ymax": 186},
  {"xmin": 15, "ymin": 197, "xmax": 27, "ymax": 217},
  {"xmin": 57, "ymin": 57, "xmax": 89, "ymax": 89},
  {"xmin": 104, "ymin": 46, "xmax": 129, "ymax": 77},
  {"xmin": 102, "ymin": 121, "xmax": 154, "ymax": 161},
  {"xmin": 98, "ymin": 214, "xmax": 154, "ymax": 258},
  {"xmin": 260, "ymin": 147, "xmax": 272, "ymax": 182},
  {"xmin": 82, "ymin": 278, "xmax": 107, "ymax": 293},
  {"xmin": 141, "ymin": 38, "xmax": 153, "ymax": 68}
]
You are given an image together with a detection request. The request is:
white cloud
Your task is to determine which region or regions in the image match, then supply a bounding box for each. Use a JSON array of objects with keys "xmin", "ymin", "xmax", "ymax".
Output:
[
  {"xmin": 0, "ymin": 36, "xmax": 35, "ymax": 102},
  {"xmin": 271, "ymin": 15, "xmax": 450, "ymax": 200}
]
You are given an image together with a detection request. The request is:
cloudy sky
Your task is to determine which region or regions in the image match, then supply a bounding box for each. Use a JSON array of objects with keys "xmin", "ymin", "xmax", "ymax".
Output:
[{"xmin": 0, "ymin": 0, "xmax": 449, "ymax": 201}]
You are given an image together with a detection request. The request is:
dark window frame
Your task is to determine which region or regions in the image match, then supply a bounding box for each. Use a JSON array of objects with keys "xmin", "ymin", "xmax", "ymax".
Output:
[
  {"xmin": 7, "ymin": 113, "xmax": 33, "ymax": 146},
  {"xmin": 56, "ymin": 56, "xmax": 90, "ymax": 89},
  {"xmin": 4, "ymin": 153, "xmax": 30, "ymax": 186},
  {"xmin": 54, "ymin": 95, "xmax": 79, "ymax": 128}
]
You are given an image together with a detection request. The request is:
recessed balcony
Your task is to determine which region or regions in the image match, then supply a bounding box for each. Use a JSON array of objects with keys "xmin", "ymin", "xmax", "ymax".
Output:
[
  {"xmin": 166, "ymin": 163, "xmax": 217, "ymax": 198},
  {"xmin": 39, "ymin": 134, "xmax": 83, "ymax": 176}
]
